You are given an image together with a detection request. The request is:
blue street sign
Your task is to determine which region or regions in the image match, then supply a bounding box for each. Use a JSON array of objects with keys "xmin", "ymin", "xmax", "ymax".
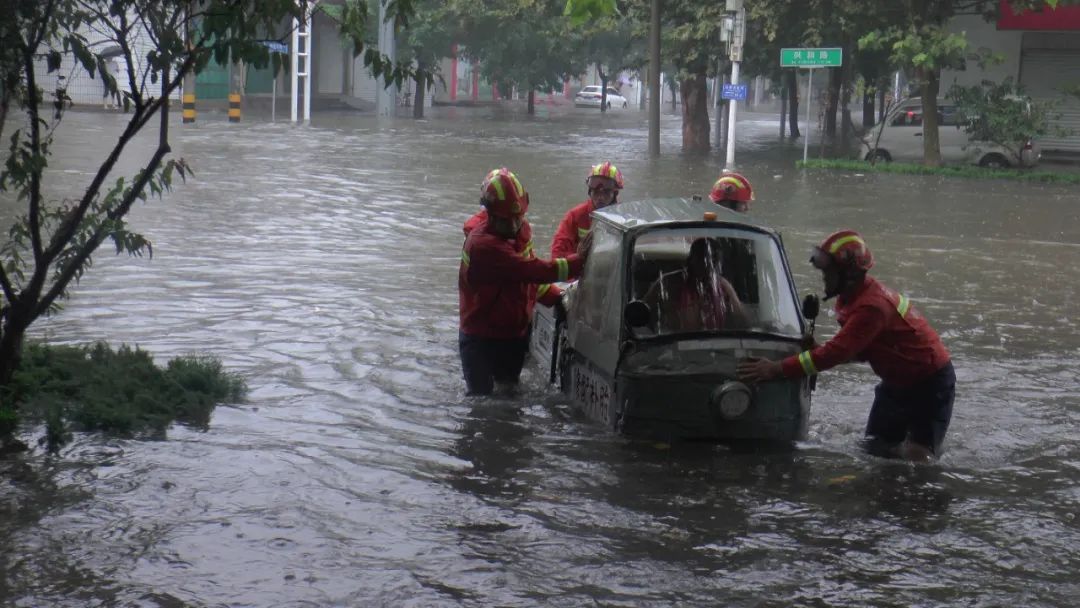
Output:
[
  {"xmin": 721, "ymin": 83, "xmax": 748, "ymax": 101},
  {"xmin": 261, "ymin": 40, "xmax": 289, "ymax": 54}
]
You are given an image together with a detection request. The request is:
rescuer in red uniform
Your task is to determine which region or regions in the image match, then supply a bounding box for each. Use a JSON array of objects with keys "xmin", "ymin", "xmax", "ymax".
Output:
[
  {"xmin": 550, "ymin": 162, "xmax": 625, "ymax": 258},
  {"xmin": 709, "ymin": 171, "xmax": 754, "ymax": 213},
  {"xmin": 459, "ymin": 168, "xmax": 584, "ymax": 395},
  {"xmin": 737, "ymin": 230, "xmax": 955, "ymax": 461}
]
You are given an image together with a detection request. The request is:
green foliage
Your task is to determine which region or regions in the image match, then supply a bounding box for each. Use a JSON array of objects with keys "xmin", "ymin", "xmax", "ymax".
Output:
[
  {"xmin": 564, "ymin": 0, "xmax": 619, "ymax": 25},
  {"xmin": 858, "ymin": 25, "xmax": 968, "ymax": 75},
  {"xmin": 798, "ymin": 158, "xmax": 1080, "ymax": 184},
  {"xmin": 399, "ymin": 0, "xmax": 456, "ymax": 91},
  {"xmin": 5, "ymin": 342, "xmax": 247, "ymax": 451},
  {"xmin": 627, "ymin": 0, "xmax": 729, "ymax": 77},
  {"xmin": 577, "ymin": 11, "xmax": 646, "ymax": 104},
  {"xmin": 948, "ymin": 78, "xmax": 1063, "ymax": 165},
  {"xmin": 448, "ymin": 0, "xmax": 583, "ymax": 95}
]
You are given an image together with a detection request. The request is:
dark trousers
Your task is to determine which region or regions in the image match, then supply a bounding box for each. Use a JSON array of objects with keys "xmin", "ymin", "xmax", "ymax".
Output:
[
  {"xmin": 459, "ymin": 332, "xmax": 529, "ymax": 395},
  {"xmin": 865, "ymin": 361, "xmax": 956, "ymax": 455}
]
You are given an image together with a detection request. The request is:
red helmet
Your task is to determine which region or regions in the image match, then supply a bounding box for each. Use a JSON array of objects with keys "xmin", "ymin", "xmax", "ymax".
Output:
[
  {"xmin": 709, "ymin": 172, "xmax": 754, "ymax": 204},
  {"xmin": 480, "ymin": 168, "xmax": 528, "ymax": 218},
  {"xmin": 586, "ymin": 161, "xmax": 625, "ymax": 190},
  {"xmin": 812, "ymin": 230, "xmax": 874, "ymax": 272}
]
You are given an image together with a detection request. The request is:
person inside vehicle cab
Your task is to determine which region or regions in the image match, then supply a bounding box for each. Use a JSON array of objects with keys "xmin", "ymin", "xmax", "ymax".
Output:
[{"xmin": 642, "ymin": 237, "xmax": 748, "ymax": 334}]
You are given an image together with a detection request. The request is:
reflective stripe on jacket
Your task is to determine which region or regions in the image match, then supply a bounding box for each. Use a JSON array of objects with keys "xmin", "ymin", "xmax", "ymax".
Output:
[
  {"xmin": 460, "ymin": 216, "xmax": 577, "ymax": 338},
  {"xmin": 551, "ymin": 200, "xmax": 593, "ymax": 258},
  {"xmin": 781, "ymin": 275, "xmax": 950, "ymax": 387}
]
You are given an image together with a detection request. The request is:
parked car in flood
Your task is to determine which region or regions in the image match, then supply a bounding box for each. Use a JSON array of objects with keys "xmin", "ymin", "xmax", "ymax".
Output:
[
  {"xmin": 574, "ymin": 85, "xmax": 629, "ymax": 109},
  {"xmin": 530, "ymin": 197, "xmax": 820, "ymax": 444},
  {"xmin": 865, "ymin": 97, "xmax": 1040, "ymax": 168}
]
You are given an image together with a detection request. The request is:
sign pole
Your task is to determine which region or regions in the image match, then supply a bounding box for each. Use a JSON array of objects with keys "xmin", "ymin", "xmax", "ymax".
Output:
[
  {"xmin": 778, "ymin": 48, "xmax": 841, "ymax": 164},
  {"xmin": 724, "ymin": 1, "xmax": 745, "ymax": 170},
  {"xmin": 725, "ymin": 59, "xmax": 740, "ymax": 169},
  {"xmin": 803, "ymin": 67, "xmax": 813, "ymax": 163}
]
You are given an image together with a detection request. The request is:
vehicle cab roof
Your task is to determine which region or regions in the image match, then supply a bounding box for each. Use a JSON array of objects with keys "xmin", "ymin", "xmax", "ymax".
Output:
[{"xmin": 592, "ymin": 197, "xmax": 775, "ymax": 236}]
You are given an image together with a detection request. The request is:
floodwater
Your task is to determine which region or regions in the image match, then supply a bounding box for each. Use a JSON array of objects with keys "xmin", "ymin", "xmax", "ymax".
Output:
[{"xmin": 2, "ymin": 104, "xmax": 1079, "ymax": 607}]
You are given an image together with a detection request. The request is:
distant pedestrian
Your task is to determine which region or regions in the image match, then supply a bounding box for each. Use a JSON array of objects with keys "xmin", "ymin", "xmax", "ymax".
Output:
[{"xmin": 737, "ymin": 230, "xmax": 955, "ymax": 461}]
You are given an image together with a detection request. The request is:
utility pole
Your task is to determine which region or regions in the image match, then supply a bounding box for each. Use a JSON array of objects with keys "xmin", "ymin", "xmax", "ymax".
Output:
[
  {"xmin": 648, "ymin": 0, "xmax": 661, "ymax": 157},
  {"xmin": 724, "ymin": 0, "xmax": 745, "ymax": 170}
]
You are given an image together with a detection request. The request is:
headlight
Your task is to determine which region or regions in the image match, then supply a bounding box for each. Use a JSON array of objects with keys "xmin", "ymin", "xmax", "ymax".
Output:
[{"xmin": 712, "ymin": 381, "xmax": 752, "ymax": 419}]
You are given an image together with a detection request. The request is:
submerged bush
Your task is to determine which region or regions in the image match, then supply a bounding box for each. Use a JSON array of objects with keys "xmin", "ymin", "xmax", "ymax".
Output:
[{"xmin": 2, "ymin": 342, "xmax": 247, "ymax": 451}]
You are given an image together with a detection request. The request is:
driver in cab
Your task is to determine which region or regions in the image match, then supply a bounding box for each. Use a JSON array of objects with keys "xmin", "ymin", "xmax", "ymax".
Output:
[{"xmin": 643, "ymin": 237, "xmax": 747, "ymax": 333}]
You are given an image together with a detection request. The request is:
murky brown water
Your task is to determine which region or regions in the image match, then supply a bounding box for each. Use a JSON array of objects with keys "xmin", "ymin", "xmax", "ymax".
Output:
[{"xmin": 2, "ymin": 105, "xmax": 1079, "ymax": 607}]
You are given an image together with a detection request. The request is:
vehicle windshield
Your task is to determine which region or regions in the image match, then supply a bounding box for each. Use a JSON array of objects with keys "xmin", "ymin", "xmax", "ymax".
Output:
[{"xmin": 629, "ymin": 227, "xmax": 802, "ymax": 338}]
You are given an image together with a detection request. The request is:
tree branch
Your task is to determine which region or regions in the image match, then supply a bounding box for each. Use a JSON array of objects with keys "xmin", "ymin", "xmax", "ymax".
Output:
[
  {"xmin": 23, "ymin": 0, "xmax": 61, "ymax": 269},
  {"xmin": 37, "ymin": 53, "xmax": 189, "ymax": 317},
  {"xmin": 0, "ymin": 264, "xmax": 15, "ymax": 307},
  {"xmin": 36, "ymin": 143, "xmax": 170, "ymax": 319}
]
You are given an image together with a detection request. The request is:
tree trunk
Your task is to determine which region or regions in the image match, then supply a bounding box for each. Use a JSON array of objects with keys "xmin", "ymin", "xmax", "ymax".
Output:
[
  {"xmin": 679, "ymin": 71, "xmax": 710, "ymax": 154},
  {"xmin": 412, "ymin": 71, "xmax": 425, "ymax": 119},
  {"xmin": 780, "ymin": 83, "xmax": 788, "ymax": 138},
  {"xmin": 527, "ymin": 89, "xmax": 535, "ymax": 115},
  {"xmin": 918, "ymin": 66, "xmax": 942, "ymax": 167},
  {"xmin": 0, "ymin": 316, "xmax": 27, "ymax": 389},
  {"xmin": 877, "ymin": 82, "xmax": 887, "ymax": 122},
  {"xmin": 863, "ymin": 89, "xmax": 875, "ymax": 128},
  {"xmin": 840, "ymin": 58, "xmax": 854, "ymax": 149},
  {"xmin": 598, "ymin": 65, "xmax": 608, "ymax": 113},
  {"xmin": 825, "ymin": 66, "xmax": 841, "ymax": 137},
  {"xmin": 786, "ymin": 71, "xmax": 801, "ymax": 138}
]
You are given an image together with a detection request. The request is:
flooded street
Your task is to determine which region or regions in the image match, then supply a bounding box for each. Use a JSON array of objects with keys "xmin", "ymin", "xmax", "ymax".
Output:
[{"xmin": 2, "ymin": 105, "xmax": 1079, "ymax": 607}]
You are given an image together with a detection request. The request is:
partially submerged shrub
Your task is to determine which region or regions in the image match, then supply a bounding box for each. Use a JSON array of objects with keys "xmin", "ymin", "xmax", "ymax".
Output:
[{"xmin": 3, "ymin": 342, "xmax": 247, "ymax": 451}]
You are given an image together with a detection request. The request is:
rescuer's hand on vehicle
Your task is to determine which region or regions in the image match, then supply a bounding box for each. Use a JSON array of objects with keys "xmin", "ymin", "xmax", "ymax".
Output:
[
  {"xmin": 577, "ymin": 230, "xmax": 594, "ymax": 258},
  {"xmin": 737, "ymin": 357, "xmax": 782, "ymax": 384},
  {"xmin": 554, "ymin": 294, "xmax": 568, "ymax": 324}
]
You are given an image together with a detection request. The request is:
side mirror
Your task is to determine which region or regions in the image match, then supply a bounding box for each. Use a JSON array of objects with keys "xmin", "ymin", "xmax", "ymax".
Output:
[
  {"xmin": 624, "ymin": 300, "xmax": 652, "ymax": 329},
  {"xmin": 801, "ymin": 294, "xmax": 820, "ymax": 320}
]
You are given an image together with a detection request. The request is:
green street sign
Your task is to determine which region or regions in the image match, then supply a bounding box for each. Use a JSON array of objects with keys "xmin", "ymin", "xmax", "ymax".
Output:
[{"xmin": 780, "ymin": 47, "xmax": 843, "ymax": 68}]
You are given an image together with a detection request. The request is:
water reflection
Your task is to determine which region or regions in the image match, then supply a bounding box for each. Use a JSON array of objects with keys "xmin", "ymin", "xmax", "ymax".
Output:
[{"xmin": 449, "ymin": 399, "xmax": 538, "ymax": 503}]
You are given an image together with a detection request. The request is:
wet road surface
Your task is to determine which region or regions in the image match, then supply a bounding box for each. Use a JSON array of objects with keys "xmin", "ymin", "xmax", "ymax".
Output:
[{"xmin": 1, "ymin": 104, "xmax": 1079, "ymax": 607}]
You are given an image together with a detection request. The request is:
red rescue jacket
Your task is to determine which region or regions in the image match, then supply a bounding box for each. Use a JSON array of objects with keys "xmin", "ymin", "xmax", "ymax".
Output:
[
  {"xmin": 780, "ymin": 276, "xmax": 950, "ymax": 387},
  {"xmin": 460, "ymin": 213, "xmax": 578, "ymax": 338},
  {"xmin": 551, "ymin": 200, "xmax": 593, "ymax": 258}
]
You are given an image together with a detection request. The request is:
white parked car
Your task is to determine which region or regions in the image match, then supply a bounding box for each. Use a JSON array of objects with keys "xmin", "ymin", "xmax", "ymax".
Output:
[
  {"xmin": 574, "ymin": 85, "xmax": 629, "ymax": 109},
  {"xmin": 865, "ymin": 97, "xmax": 1040, "ymax": 168}
]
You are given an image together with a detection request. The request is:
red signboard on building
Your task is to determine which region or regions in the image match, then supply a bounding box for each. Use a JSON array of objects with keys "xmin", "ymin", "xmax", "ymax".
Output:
[{"xmin": 998, "ymin": 0, "xmax": 1080, "ymax": 30}]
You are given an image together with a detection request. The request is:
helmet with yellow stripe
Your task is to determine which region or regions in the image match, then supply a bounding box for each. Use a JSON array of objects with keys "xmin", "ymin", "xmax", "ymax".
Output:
[
  {"xmin": 709, "ymin": 172, "xmax": 754, "ymax": 205},
  {"xmin": 585, "ymin": 161, "xmax": 625, "ymax": 191},
  {"xmin": 481, "ymin": 168, "xmax": 529, "ymax": 219},
  {"xmin": 811, "ymin": 230, "xmax": 874, "ymax": 273}
]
